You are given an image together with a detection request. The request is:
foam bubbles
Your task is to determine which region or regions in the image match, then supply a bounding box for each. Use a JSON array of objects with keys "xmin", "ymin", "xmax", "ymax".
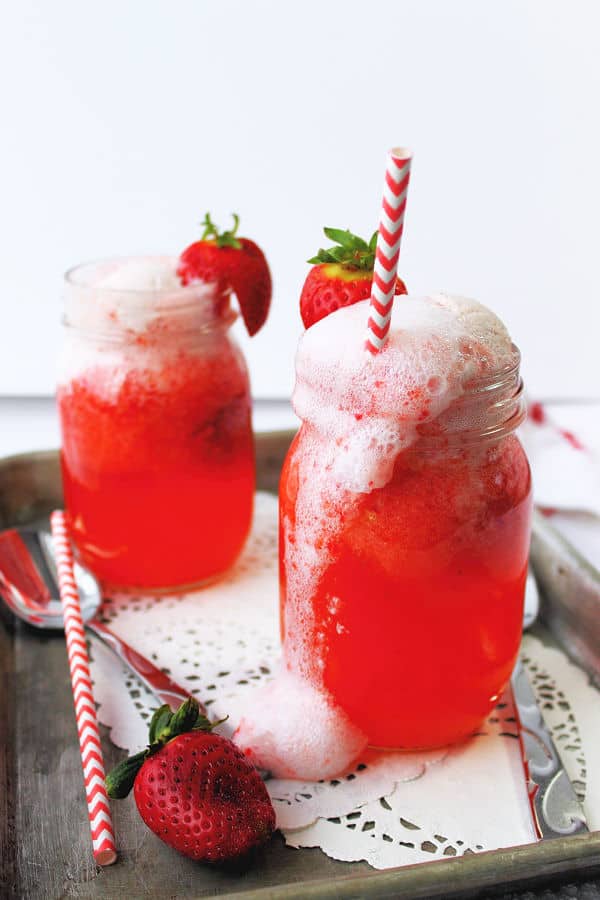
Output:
[
  {"xmin": 94, "ymin": 256, "xmax": 183, "ymax": 292},
  {"xmin": 293, "ymin": 294, "xmax": 513, "ymax": 492},
  {"xmin": 234, "ymin": 665, "xmax": 368, "ymax": 780},
  {"xmin": 294, "ymin": 294, "xmax": 515, "ymax": 493},
  {"xmin": 60, "ymin": 256, "xmax": 226, "ymax": 399},
  {"xmin": 282, "ymin": 293, "xmax": 518, "ymax": 689},
  {"xmin": 64, "ymin": 256, "xmax": 219, "ymax": 338}
]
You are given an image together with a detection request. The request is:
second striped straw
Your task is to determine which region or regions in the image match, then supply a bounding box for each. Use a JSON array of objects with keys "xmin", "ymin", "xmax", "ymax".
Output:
[
  {"xmin": 50, "ymin": 511, "xmax": 117, "ymax": 867},
  {"xmin": 365, "ymin": 147, "xmax": 412, "ymax": 354}
]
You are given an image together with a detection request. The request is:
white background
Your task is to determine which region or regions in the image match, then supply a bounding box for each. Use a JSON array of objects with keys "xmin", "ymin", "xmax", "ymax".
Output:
[{"xmin": 1, "ymin": 0, "xmax": 599, "ymax": 399}]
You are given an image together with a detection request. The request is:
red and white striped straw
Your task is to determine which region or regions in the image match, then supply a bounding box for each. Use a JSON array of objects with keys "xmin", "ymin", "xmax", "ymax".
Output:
[
  {"xmin": 50, "ymin": 511, "xmax": 117, "ymax": 867},
  {"xmin": 365, "ymin": 147, "xmax": 413, "ymax": 354}
]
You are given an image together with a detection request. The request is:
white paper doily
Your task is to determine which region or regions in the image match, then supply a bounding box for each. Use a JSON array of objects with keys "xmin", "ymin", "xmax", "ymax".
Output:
[{"xmin": 90, "ymin": 492, "xmax": 600, "ymax": 870}]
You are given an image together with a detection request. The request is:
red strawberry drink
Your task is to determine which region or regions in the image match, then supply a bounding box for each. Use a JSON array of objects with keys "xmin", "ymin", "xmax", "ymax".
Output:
[
  {"xmin": 280, "ymin": 285, "xmax": 531, "ymax": 751},
  {"xmin": 59, "ymin": 217, "xmax": 271, "ymax": 591}
]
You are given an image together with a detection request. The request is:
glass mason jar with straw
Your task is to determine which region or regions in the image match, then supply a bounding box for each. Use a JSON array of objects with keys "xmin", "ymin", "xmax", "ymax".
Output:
[{"xmin": 279, "ymin": 149, "xmax": 533, "ymax": 750}]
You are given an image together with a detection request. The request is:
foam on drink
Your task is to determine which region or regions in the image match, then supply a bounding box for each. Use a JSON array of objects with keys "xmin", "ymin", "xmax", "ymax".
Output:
[
  {"xmin": 284, "ymin": 293, "xmax": 517, "ymax": 689},
  {"xmin": 64, "ymin": 256, "xmax": 222, "ymax": 335},
  {"xmin": 236, "ymin": 293, "xmax": 520, "ymax": 780},
  {"xmin": 60, "ymin": 257, "xmax": 229, "ymax": 400},
  {"xmin": 234, "ymin": 665, "xmax": 368, "ymax": 781},
  {"xmin": 294, "ymin": 293, "xmax": 515, "ymax": 492}
]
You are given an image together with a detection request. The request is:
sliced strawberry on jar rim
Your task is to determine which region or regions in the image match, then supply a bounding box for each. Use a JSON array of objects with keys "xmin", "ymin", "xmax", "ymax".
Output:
[{"xmin": 178, "ymin": 213, "xmax": 272, "ymax": 336}]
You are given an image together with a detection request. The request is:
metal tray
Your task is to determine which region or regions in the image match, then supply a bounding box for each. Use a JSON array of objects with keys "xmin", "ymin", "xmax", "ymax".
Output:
[{"xmin": 1, "ymin": 433, "xmax": 599, "ymax": 900}]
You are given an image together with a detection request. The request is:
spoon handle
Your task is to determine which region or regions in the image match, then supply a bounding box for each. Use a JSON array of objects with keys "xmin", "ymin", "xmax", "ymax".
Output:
[{"xmin": 87, "ymin": 618, "xmax": 198, "ymax": 713}]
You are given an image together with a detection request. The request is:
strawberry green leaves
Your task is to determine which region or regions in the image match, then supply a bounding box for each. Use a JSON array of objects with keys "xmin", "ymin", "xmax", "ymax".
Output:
[
  {"xmin": 106, "ymin": 750, "xmax": 147, "ymax": 799},
  {"xmin": 148, "ymin": 704, "xmax": 174, "ymax": 744},
  {"xmin": 322, "ymin": 227, "xmax": 369, "ymax": 251},
  {"xmin": 307, "ymin": 227, "xmax": 378, "ymax": 271}
]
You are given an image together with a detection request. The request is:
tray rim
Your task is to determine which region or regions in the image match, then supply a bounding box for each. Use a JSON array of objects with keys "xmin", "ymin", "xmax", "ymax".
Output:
[
  {"xmin": 1, "ymin": 441, "xmax": 599, "ymax": 899},
  {"xmin": 226, "ymin": 832, "xmax": 600, "ymax": 899}
]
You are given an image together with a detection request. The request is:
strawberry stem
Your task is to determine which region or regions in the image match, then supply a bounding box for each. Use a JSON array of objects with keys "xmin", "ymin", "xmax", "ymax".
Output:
[
  {"xmin": 106, "ymin": 697, "xmax": 224, "ymax": 800},
  {"xmin": 200, "ymin": 212, "xmax": 242, "ymax": 249}
]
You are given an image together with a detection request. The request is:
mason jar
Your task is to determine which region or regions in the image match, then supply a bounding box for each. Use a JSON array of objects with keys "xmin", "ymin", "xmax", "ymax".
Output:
[
  {"xmin": 58, "ymin": 257, "xmax": 254, "ymax": 592},
  {"xmin": 279, "ymin": 341, "xmax": 532, "ymax": 749}
]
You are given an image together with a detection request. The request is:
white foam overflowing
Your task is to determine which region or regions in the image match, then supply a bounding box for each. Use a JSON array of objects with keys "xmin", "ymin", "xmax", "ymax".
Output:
[
  {"xmin": 283, "ymin": 293, "xmax": 518, "ymax": 689},
  {"xmin": 234, "ymin": 665, "xmax": 368, "ymax": 780},
  {"xmin": 94, "ymin": 256, "xmax": 182, "ymax": 293},
  {"xmin": 294, "ymin": 294, "xmax": 514, "ymax": 493},
  {"xmin": 59, "ymin": 256, "xmax": 228, "ymax": 398},
  {"xmin": 64, "ymin": 256, "xmax": 219, "ymax": 337}
]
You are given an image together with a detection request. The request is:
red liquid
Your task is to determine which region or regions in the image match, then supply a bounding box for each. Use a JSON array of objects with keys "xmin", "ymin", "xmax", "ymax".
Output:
[
  {"xmin": 59, "ymin": 340, "xmax": 254, "ymax": 590},
  {"xmin": 280, "ymin": 430, "xmax": 532, "ymax": 748}
]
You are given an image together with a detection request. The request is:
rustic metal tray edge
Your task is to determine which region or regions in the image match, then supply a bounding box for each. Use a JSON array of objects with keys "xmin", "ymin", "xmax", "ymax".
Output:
[{"xmin": 226, "ymin": 832, "xmax": 600, "ymax": 900}]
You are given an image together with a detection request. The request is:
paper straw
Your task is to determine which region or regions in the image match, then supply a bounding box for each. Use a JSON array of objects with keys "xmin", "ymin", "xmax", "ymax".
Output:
[
  {"xmin": 365, "ymin": 147, "xmax": 412, "ymax": 354},
  {"xmin": 50, "ymin": 511, "xmax": 117, "ymax": 867}
]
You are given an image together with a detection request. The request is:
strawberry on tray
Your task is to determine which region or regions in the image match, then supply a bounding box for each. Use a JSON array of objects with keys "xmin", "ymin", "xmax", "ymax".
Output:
[{"xmin": 107, "ymin": 698, "xmax": 276, "ymax": 864}]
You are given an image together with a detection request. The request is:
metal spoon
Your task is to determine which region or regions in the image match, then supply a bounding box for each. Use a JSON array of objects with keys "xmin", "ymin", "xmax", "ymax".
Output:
[{"xmin": 0, "ymin": 526, "xmax": 191, "ymax": 711}]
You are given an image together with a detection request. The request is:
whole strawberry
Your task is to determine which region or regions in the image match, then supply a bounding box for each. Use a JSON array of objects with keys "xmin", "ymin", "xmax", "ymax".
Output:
[
  {"xmin": 178, "ymin": 213, "xmax": 272, "ymax": 336},
  {"xmin": 106, "ymin": 698, "xmax": 276, "ymax": 863},
  {"xmin": 300, "ymin": 227, "xmax": 407, "ymax": 328}
]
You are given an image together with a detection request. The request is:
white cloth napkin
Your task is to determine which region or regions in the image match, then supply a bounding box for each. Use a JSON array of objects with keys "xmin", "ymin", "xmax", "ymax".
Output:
[{"xmin": 519, "ymin": 401, "xmax": 600, "ymax": 568}]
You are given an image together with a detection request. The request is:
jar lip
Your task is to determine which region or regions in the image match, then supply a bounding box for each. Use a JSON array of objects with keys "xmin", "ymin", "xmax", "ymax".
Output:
[
  {"xmin": 64, "ymin": 256, "xmax": 212, "ymax": 303},
  {"xmin": 63, "ymin": 255, "xmax": 234, "ymax": 339},
  {"xmin": 415, "ymin": 346, "xmax": 526, "ymax": 447},
  {"xmin": 415, "ymin": 386, "xmax": 527, "ymax": 448},
  {"xmin": 294, "ymin": 342, "xmax": 525, "ymax": 449},
  {"xmin": 460, "ymin": 343, "xmax": 521, "ymax": 395}
]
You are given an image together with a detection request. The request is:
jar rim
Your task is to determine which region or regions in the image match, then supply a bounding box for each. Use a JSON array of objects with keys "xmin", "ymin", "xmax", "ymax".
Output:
[
  {"xmin": 65, "ymin": 255, "xmax": 207, "ymax": 299},
  {"xmin": 63, "ymin": 255, "xmax": 234, "ymax": 340},
  {"xmin": 294, "ymin": 343, "xmax": 526, "ymax": 449},
  {"xmin": 459, "ymin": 344, "xmax": 521, "ymax": 394},
  {"xmin": 415, "ymin": 345, "xmax": 526, "ymax": 447}
]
